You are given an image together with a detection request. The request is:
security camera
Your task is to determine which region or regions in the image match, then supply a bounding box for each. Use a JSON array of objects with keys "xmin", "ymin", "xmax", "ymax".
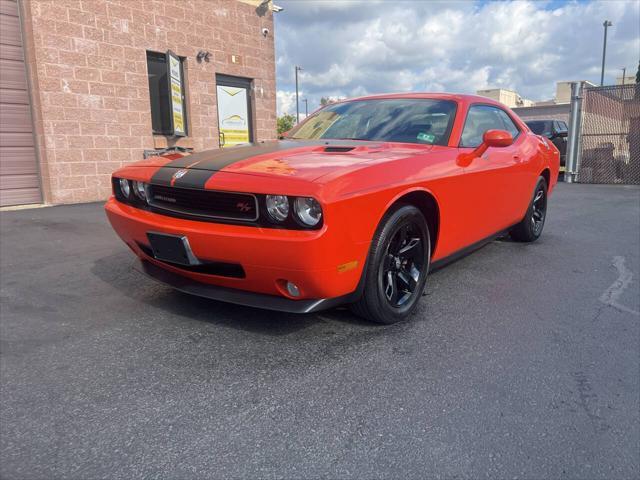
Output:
[{"xmin": 261, "ymin": 27, "xmax": 269, "ymax": 37}]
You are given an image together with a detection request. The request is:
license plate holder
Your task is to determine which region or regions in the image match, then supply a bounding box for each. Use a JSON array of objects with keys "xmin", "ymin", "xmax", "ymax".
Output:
[{"xmin": 146, "ymin": 232, "xmax": 200, "ymax": 266}]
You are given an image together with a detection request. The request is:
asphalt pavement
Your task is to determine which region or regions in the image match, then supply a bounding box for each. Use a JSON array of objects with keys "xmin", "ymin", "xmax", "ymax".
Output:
[{"xmin": 1, "ymin": 183, "xmax": 639, "ymax": 479}]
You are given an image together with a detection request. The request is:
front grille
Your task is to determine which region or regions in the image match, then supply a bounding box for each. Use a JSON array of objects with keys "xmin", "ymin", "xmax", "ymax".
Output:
[{"xmin": 148, "ymin": 185, "xmax": 259, "ymax": 221}]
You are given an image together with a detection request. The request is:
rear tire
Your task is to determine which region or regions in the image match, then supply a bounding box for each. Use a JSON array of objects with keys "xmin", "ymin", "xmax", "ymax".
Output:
[
  {"xmin": 510, "ymin": 176, "xmax": 548, "ymax": 242},
  {"xmin": 350, "ymin": 204, "xmax": 430, "ymax": 324}
]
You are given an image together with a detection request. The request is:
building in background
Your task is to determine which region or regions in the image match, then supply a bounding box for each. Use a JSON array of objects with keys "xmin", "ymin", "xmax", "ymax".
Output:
[
  {"xmin": 478, "ymin": 81, "xmax": 596, "ymax": 124},
  {"xmin": 616, "ymin": 74, "xmax": 637, "ymax": 86},
  {"xmin": 554, "ymin": 80, "xmax": 597, "ymax": 104},
  {"xmin": 476, "ymin": 88, "xmax": 534, "ymax": 108},
  {"xmin": 0, "ymin": 0, "xmax": 278, "ymax": 207}
]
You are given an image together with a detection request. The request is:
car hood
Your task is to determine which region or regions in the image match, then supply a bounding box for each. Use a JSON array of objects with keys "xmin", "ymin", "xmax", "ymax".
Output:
[{"xmin": 143, "ymin": 140, "xmax": 433, "ymax": 187}]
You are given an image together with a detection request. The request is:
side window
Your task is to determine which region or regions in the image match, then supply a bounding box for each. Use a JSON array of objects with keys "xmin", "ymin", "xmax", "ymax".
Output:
[
  {"xmin": 460, "ymin": 105, "xmax": 505, "ymax": 147},
  {"xmin": 495, "ymin": 109, "xmax": 520, "ymax": 139},
  {"xmin": 146, "ymin": 50, "xmax": 188, "ymax": 137},
  {"xmin": 555, "ymin": 121, "xmax": 568, "ymax": 135}
]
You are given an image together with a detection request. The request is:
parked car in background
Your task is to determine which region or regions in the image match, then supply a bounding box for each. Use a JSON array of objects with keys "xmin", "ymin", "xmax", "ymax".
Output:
[
  {"xmin": 525, "ymin": 120, "xmax": 568, "ymax": 168},
  {"xmin": 106, "ymin": 93, "xmax": 559, "ymax": 324}
]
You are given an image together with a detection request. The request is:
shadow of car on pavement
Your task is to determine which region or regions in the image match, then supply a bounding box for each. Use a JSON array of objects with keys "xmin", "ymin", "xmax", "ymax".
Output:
[{"xmin": 90, "ymin": 250, "xmax": 383, "ymax": 337}]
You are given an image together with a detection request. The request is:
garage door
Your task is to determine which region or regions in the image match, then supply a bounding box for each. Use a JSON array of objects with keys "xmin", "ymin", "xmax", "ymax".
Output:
[{"xmin": 0, "ymin": 0, "xmax": 41, "ymax": 206}]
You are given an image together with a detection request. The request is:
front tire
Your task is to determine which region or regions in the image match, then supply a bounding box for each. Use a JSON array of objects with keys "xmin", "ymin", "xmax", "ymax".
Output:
[
  {"xmin": 510, "ymin": 176, "xmax": 548, "ymax": 242},
  {"xmin": 350, "ymin": 204, "xmax": 430, "ymax": 324}
]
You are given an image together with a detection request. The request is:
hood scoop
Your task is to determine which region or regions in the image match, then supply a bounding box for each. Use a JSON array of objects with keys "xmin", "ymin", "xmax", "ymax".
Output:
[
  {"xmin": 323, "ymin": 146, "xmax": 356, "ymax": 153},
  {"xmin": 316, "ymin": 143, "xmax": 388, "ymax": 155}
]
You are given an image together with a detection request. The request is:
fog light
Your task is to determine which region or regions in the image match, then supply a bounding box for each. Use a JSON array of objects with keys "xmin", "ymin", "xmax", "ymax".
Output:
[{"xmin": 286, "ymin": 281, "xmax": 300, "ymax": 297}]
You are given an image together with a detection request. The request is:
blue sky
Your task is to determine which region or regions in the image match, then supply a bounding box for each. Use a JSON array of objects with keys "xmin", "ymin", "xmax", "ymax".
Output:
[{"xmin": 273, "ymin": 0, "xmax": 640, "ymax": 115}]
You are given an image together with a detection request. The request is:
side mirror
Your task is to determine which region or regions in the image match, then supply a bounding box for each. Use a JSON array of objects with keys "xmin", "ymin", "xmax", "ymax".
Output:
[
  {"xmin": 457, "ymin": 129, "xmax": 513, "ymax": 167},
  {"xmin": 483, "ymin": 129, "xmax": 513, "ymax": 148}
]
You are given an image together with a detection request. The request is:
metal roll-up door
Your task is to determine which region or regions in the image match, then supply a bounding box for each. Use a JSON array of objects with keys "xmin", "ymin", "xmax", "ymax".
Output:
[{"xmin": 0, "ymin": 0, "xmax": 41, "ymax": 206}]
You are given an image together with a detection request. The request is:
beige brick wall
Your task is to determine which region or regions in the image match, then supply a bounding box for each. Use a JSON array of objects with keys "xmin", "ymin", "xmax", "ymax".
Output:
[
  {"xmin": 22, "ymin": 0, "xmax": 276, "ymax": 204},
  {"xmin": 511, "ymin": 104, "xmax": 570, "ymax": 124}
]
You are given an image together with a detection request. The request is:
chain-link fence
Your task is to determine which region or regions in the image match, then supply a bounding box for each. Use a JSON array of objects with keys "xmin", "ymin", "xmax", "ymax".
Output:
[{"xmin": 577, "ymin": 84, "xmax": 640, "ymax": 184}]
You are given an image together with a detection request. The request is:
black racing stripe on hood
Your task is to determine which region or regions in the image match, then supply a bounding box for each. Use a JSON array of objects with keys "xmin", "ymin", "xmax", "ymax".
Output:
[{"xmin": 151, "ymin": 140, "xmax": 340, "ymax": 189}]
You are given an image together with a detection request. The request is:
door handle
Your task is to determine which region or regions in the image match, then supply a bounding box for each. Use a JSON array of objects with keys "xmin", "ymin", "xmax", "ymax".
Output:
[{"xmin": 513, "ymin": 154, "xmax": 520, "ymax": 160}]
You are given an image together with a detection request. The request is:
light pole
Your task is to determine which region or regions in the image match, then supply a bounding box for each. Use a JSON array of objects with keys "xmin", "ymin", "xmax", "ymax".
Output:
[
  {"xmin": 621, "ymin": 67, "xmax": 626, "ymax": 85},
  {"xmin": 295, "ymin": 65, "xmax": 303, "ymax": 123},
  {"xmin": 303, "ymin": 98, "xmax": 308, "ymax": 116},
  {"xmin": 600, "ymin": 20, "xmax": 612, "ymax": 86}
]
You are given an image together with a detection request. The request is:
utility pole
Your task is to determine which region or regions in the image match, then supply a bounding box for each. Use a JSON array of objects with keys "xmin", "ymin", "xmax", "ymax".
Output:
[
  {"xmin": 621, "ymin": 67, "xmax": 626, "ymax": 86},
  {"xmin": 600, "ymin": 20, "xmax": 612, "ymax": 86},
  {"xmin": 295, "ymin": 66, "xmax": 303, "ymax": 123},
  {"xmin": 303, "ymin": 98, "xmax": 308, "ymax": 116}
]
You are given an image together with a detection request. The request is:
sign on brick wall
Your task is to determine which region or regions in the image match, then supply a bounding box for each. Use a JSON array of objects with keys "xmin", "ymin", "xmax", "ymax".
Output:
[{"xmin": 167, "ymin": 51, "xmax": 186, "ymax": 137}]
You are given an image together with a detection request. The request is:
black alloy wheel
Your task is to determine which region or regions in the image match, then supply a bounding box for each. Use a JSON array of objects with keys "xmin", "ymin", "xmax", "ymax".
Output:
[
  {"xmin": 510, "ymin": 176, "xmax": 548, "ymax": 242},
  {"xmin": 380, "ymin": 222, "xmax": 426, "ymax": 308},
  {"xmin": 531, "ymin": 185, "xmax": 547, "ymax": 236},
  {"xmin": 350, "ymin": 204, "xmax": 430, "ymax": 324}
]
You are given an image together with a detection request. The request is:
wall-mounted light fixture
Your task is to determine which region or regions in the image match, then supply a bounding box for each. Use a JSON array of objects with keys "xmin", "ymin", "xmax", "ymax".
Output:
[{"xmin": 196, "ymin": 50, "xmax": 211, "ymax": 63}]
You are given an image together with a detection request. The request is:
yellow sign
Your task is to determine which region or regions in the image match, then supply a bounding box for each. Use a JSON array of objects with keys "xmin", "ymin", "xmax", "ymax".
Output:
[
  {"xmin": 171, "ymin": 77, "xmax": 184, "ymax": 135},
  {"xmin": 221, "ymin": 129, "xmax": 249, "ymax": 144},
  {"xmin": 168, "ymin": 51, "xmax": 185, "ymax": 136}
]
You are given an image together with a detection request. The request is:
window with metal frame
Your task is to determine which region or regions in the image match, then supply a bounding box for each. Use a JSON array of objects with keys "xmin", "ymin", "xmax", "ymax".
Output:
[
  {"xmin": 495, "ymin": 108, "xmax": 520, "ymax": 139},
  {"xmin": 460, "ymin": 105, "xmax": 519, "ymax": 147}
]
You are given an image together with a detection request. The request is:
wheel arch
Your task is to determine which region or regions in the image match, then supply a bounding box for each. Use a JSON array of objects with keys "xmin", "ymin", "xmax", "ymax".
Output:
[
  {"xmin": 540, "ymin": 167, "xmax": 551, "ymax": 187},
  {"xmin": 381, "ymin": 188, "xmax": 440, "ymax": 258}
]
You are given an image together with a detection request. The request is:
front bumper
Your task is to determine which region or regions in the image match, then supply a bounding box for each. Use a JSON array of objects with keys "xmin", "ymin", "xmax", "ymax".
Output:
[
  {"xmin": 135, "ymin": 260, "xmax": 358, "ymax": 313},
  {"xmin": 104, "ymin": 197, "xmax": 368, "ymax": 303}
]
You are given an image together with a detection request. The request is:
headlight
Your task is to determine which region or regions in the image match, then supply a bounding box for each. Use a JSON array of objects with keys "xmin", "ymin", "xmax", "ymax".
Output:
[
  {"xmin": 133, "ymin": 181, "xmax": 147, "ymax": 201},
  {"xmin": 294, "ymin": 197, "xmax": 322, "ymax": 226},
  {"xmin": 118, "ymin": 178, "xmax": 131, "ymax": 198},
  {"xmin": 266, "ymin": 195, "xmax": 289, "ymax": 222}
]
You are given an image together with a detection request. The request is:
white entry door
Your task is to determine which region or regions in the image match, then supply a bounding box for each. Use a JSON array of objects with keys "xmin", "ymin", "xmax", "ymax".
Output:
[{"xmin": 216, "ymin": 84, "xmax": 251, "ymax": 147}]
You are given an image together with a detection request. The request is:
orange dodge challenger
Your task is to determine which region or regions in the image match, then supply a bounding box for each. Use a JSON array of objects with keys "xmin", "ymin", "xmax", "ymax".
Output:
[{"xmin": 105, "ymin": 93, "xmax": 559, "ymax": 324}]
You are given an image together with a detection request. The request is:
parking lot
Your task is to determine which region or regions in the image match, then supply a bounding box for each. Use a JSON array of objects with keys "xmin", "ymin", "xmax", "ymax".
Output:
[{"xmin": 1, "ymin": 183, "xmax": 638, "ymax": 479}]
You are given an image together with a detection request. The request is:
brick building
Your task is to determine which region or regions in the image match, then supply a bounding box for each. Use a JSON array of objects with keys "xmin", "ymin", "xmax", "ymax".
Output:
[
  {"xmin": 511, "ymin": 103, "xmax": 570, "ymax": 124},
  {"xmin": 0, "ymin": 0, "xmax": 278, "ymax": 207}
]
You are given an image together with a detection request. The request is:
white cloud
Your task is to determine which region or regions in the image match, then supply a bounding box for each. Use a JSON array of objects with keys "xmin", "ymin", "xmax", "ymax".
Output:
[
  {"xmin": 275, "ymin": 0, "xmax": 640, "ymax": 115},
  {"xmin": 276, "ymin": 90, "xmax": 297, "ymax": 117}
]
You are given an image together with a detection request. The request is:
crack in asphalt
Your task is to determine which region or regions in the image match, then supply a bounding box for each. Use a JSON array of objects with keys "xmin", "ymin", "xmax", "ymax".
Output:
[{"xmin": 599, "ymin": 256, "xmax": 639, "ymax": 317}]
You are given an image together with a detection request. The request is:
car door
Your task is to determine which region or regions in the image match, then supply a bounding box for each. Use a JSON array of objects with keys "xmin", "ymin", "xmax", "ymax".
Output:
[{"xmin": 458, "ymin": 105, "xmax": 525, "ymax": 241}]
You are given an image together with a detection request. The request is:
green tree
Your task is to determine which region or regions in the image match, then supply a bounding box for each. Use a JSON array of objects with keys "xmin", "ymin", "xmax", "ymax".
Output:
[{"xmin": 277, "ymin": 114, "xmax": 296, "ymax": 135}]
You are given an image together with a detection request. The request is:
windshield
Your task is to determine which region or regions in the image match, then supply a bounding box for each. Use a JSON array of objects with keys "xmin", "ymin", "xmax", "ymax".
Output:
[
  {"xmin": 526, "ymin": 120, "xmax": 552, "ymax": 136},
  {"xmin": 289, "ymin": 99, "xmax": 457, "ymax": 146}
]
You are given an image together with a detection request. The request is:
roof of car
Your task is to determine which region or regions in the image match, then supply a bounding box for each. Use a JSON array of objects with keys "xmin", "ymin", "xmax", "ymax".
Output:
[{"xmin": 343, "ymin": 92, "xmax": 505, "ymax": 107}]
